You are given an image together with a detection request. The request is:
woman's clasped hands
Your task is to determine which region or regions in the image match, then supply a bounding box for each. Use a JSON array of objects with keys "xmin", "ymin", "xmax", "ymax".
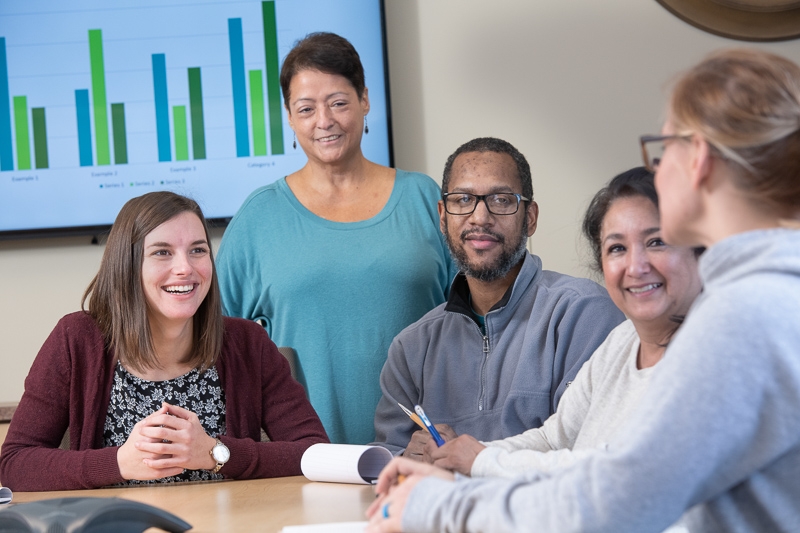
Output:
[{"xmin": 117, "ymin": 401, "xmax": 218, "ymax": 480}]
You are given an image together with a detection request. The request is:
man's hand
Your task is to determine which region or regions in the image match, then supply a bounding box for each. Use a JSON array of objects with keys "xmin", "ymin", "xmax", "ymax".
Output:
[{"xmin": 403, "ymin": 424, "xmax": 457, "ymax": 463}]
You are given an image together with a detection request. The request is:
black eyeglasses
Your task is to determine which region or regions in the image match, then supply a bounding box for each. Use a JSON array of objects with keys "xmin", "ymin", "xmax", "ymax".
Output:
[
  {"xmin": 640, "ymin": 134, "xmax": 692, "ymax": 172},
  {"xmin": 442, "ymin": 192, "xmax": 529, "ymax": 215}
]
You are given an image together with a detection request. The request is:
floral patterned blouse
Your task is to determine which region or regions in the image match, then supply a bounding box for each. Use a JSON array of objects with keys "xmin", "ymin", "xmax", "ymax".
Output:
[{"xmin": 103, "ymin": 361, "xmax": 226, "ymax": 485}]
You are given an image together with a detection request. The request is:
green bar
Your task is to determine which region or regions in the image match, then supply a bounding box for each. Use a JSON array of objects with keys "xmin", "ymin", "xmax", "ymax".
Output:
[
  {"xmin": 13, "ymin": 96, "xmax": 30, "ymax": 170},
  {"xmin": 111, "ymin": 103, "xmax": 128, "ymax": 164},
  {"xmin": 88, "ymin": 29, "xmax": 110, "ymax": 165},
  {"xmin": 249, "ymin": 70, "xmax": 267, "ymax": 156},
  {"xmin": 173, "ymin": 105, "xmax": 189, "ymax": 161},
  {"xmin": 31, "ymin": 107, "xmax": 48, "ymax": 169},
  {"xmin": 262, "ymin": 1, "xmax": 284, "ymax": 155},
  {"xmin": 187, "ymin": 67, "xmax": 206, "ymax": 160}
]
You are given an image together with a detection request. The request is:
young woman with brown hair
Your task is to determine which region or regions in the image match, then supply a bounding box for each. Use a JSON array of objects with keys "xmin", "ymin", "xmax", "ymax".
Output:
[{"xmin": 0, "ymin": 192, "xmax": 327, "ymax": 491}]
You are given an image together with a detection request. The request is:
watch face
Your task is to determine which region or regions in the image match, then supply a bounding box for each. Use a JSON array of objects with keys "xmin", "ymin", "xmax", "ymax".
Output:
[{"xmin": 212, "ymin": 442, "xmax": 230, "ymax": 463}]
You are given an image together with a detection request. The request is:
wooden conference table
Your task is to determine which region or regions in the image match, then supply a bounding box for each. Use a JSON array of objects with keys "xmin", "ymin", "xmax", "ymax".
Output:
[{"xmin": 12, "ymin": 476, "xmax": 374, "ymax": 532}]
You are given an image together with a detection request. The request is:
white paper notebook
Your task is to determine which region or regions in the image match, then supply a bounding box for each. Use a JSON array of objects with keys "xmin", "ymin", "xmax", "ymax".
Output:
[
  {"xmin": 300, "ymin": 443, "xmax": 393, "ymax": 484},
  {"xmin": 281, "ymin": 521, "xmax": 368, "ymax": 533}
]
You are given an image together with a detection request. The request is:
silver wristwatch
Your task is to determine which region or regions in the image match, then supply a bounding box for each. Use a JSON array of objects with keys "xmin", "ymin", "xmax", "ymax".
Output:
[{"xmin": 210, "ymin": 439, "xmax": 230, "ymax": 474}]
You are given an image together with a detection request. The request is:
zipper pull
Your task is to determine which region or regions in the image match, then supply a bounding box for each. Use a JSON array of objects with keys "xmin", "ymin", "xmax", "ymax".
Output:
[{"xmin": 483, "ymin": 336, "xmax": 489, "ymax": 354}]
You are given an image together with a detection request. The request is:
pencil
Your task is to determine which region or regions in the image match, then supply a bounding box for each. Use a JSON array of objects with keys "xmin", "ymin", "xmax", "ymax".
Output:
[{"xmin": 398, "ymin": 402, "xmax": 426, "ymax": 430}]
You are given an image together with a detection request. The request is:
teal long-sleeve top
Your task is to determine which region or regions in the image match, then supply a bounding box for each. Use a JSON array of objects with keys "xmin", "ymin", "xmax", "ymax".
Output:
[{"xmin": 216, "ymin": 170, "xmax": 456, "ymax": 444}]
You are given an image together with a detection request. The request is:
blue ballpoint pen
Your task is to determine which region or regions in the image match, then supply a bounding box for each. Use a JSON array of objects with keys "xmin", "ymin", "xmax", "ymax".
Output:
[{"xmin": 414, "ymin": 404, "xmax": 445, "ymax": 447}]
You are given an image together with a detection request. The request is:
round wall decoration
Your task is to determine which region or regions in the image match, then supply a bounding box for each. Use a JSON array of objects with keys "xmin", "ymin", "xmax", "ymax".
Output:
[{"xmin": 655, "ymin": 0, "xmax": 800, "ymax": 41}]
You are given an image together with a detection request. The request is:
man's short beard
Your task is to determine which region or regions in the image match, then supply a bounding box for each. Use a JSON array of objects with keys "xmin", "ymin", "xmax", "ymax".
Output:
[{"xmin": 445, "ymin": 219, "xmax": 528, "ymax": 283}]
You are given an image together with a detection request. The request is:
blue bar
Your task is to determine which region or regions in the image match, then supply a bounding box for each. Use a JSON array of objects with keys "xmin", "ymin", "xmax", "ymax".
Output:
[
  {"xmin": 228, "ymin": 18, "xmax": 249, "ymax": 157},
  {"xmin": 75, "ymin": 89, "xmax": 93, "ymax": 167},
  {"xmin": 152, "ymin": 53, "xmax": 171, "ymax": 162},
  {"xmin": 0, "ymin": 38, "xmax": 14, "ymax": 171}
]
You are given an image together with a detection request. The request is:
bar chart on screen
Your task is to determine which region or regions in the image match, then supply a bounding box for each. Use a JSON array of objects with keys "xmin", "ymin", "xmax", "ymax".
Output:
[{"xmin": 0, "ymin": 0, "xmax": 389, "ymax": 234}]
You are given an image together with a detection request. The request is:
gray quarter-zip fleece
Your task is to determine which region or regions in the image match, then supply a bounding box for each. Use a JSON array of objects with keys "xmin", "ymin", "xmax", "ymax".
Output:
[{"xmin": 373, "ymin": 252, "xmax": 624, "ymax": 454}]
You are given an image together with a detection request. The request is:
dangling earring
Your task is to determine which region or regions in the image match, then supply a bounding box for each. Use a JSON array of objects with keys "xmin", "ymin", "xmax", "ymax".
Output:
[
  {"xmin": 364, "ymin": 116, "xmax": 369, "ymax": 134},
  {"xmin": 293, "ymin": 132, "xmax": 297, "ymax": 150}
]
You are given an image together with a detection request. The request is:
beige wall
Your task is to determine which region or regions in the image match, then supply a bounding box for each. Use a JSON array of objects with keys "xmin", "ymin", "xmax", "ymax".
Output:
[{"xmin": 2, "ymin": 0, "xmax": 800, "ymax": 403}]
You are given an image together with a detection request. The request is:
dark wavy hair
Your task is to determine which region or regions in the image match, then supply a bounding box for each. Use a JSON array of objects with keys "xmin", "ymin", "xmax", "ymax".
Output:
[
  {"xmin": 583, "ymin": 168, "xmax": 704, "ymax": 344},
  {"xmin": 280, "ymin": 32, "xmax": 366, "ymax": 109},
  {"xmin": 582, "ymin": 167, "xmax": 658, "ymax": 273},
  {"xmin": 82, "ymin": 191, "xmax": 223, "ymax": 373}
]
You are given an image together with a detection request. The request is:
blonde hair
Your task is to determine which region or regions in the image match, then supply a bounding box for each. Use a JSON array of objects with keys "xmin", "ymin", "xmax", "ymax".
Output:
[{"xmin": 669, "ymin": 48, "xmax": 800, "ymax": 213}]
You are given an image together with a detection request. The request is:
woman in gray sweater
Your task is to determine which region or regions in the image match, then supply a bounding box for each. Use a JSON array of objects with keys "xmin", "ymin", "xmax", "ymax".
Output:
[{"xmin": 367, "ymin": 48, "xmax": 800, "ymax": 533}]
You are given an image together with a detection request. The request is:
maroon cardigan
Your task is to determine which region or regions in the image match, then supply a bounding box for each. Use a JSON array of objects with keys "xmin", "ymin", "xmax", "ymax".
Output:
[{"xmin": 0, "ymin": 312, "xmax": 328, "ymax": 491}]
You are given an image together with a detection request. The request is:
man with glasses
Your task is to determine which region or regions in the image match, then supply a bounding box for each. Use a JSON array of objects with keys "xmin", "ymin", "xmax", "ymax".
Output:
[{"xmin": 373, "ymin": 137, "xmax": 624, "ymax": 459}]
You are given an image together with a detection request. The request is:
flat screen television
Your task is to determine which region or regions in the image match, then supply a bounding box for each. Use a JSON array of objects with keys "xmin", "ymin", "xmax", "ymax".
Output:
[{"xmin": 0, "ymin": 0, "xmax": 392, "ymax": 239}]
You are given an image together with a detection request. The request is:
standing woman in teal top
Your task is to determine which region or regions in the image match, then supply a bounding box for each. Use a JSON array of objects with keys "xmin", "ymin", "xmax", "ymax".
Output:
[{"xmin": 216, "ymin": 33, "xmax": 456, "ymax": 445}]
